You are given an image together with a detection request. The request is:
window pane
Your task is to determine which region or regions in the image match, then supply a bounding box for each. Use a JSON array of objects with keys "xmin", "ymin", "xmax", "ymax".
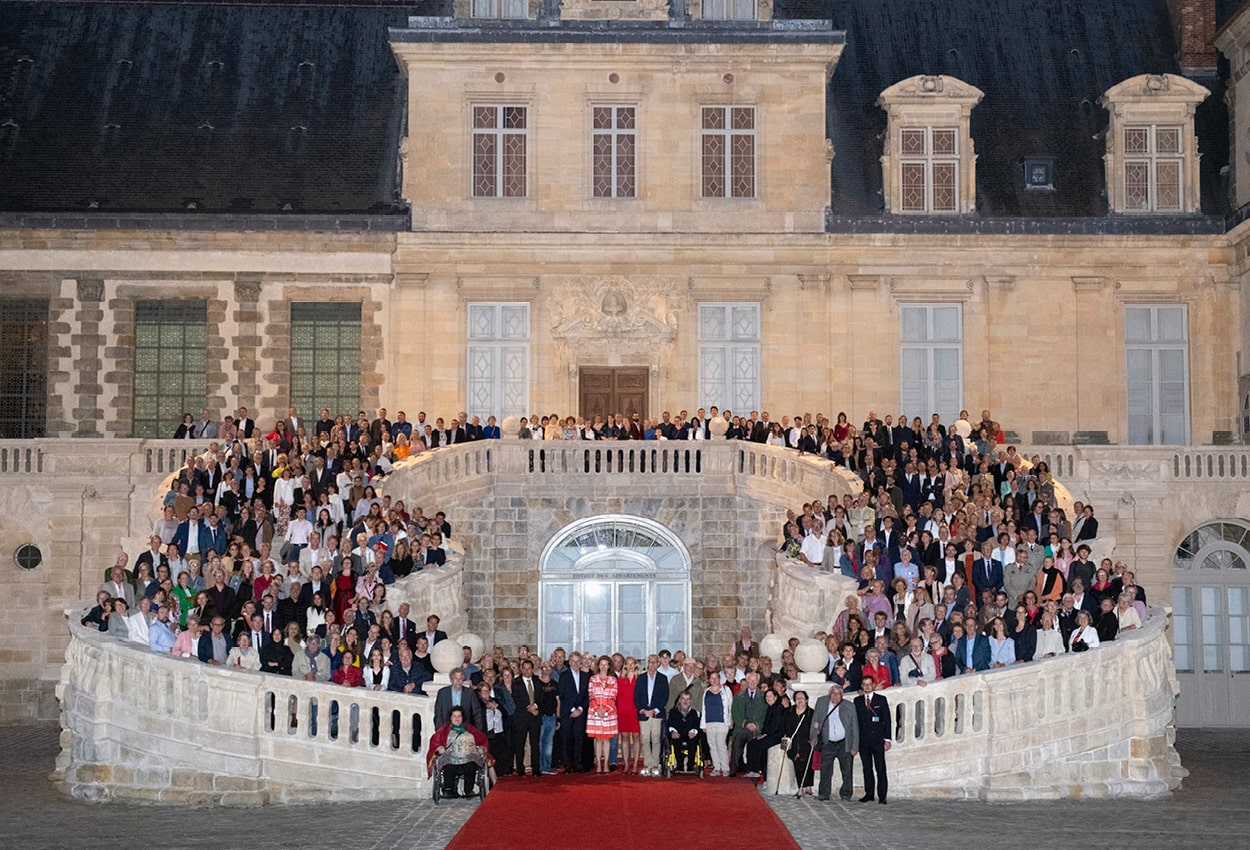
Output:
[
  {"xmin": 655, "ymin": 583, "xmax": 686, "ymax": 650},
  {"xmin": 901, "ymin": 129, "xmax": 925, "ymax": 156},
  {"xmin": 1173, "ymin": 586, "xmax": 1193, "ymax": 672},
  {"xmin": 931, "ymin": 128, "xmax": 956, "ymax": 155},
  {"xmin": 1125, "ymin": 307, "xmax": 1151, "ymax": 344},
  {"xmin": 0, "ymin": 299, "xmax": 48, "ymax": 438},
  {"xmin": 1156, "ymin": 127, "xmax": 1181, "ymax": 154},
  {"xmin": 617, "ymin": 584, "xmax": 647, "ymax": 660},
  {"xmin": 901, "ymin": 306, "xmax": 927, "ymax": 340},
  {"xmin": 931, "ymin": 163, "xmax": 956, "ymax": 211},
  {"xmin": 1124, "ymin": 127, "xmax": 1149, "ymax": 154},
  {"xmin": 582, "ymin": 582, "xmax": 612, "ymax": 656},
  {"xmin": 133, "ymin": 300, "xmax": 207, "ymax": 438},
  {"xmin": 931, "ymin": 306, "xmax": 961, "ymax": 341},
  {"xmin": 901, "ymin": 162, "xmax": 926, "ymax": 211},
  {"xmin": 730, "ymin": 133, "xmax": 754, "ymax": 198},
  {"xmin": 290, "ymin": 302, "xmax": 361, "ymax": 422},
  {"xmin": 1155, "ymin": 161, "xmax": 1181, "ymax": 211},
  {"xmin": 1157, "ymin": 306, "xmax": 1186, "ymax": 342},
  {"xmin": 1125, "ymin": 161, "xmax": 1149, "ymax": 210}
]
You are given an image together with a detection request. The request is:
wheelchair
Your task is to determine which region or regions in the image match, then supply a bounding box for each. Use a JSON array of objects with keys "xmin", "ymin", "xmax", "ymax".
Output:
[
  {"xmin": 659, "ymin": 729, "xmax": 707, "ymax": 778},
  {"xmin": 430, "ymin": 751, "xmax": 490, "ymax": 804}
]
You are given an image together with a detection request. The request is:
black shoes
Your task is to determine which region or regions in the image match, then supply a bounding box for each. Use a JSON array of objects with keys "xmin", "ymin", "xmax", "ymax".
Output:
[{"xmin": 859, "ymin": 794, "xmax": 874, "ymax": 802}]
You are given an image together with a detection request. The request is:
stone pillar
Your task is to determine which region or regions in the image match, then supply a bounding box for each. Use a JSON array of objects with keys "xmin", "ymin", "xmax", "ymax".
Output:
[
  {"xmin": 72, "ymin": 278, "xmax": 105, "ymax": 437},
  {"xmin": 45, "ymin": 281, "xmax": 76, "ymax": 437},
  {"xmin": 232, "ymin": 277, "xmax": 263, "ymax": 410},
  {"xmin": 103, "ymin": 297, "xmax": 134, "ymax": 437}
]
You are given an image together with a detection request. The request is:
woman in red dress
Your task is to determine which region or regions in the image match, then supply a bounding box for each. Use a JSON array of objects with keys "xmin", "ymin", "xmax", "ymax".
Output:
[
  {"xmin": 616, "ymin": 656, "xmax": 641, "ymax": 774},
  {"xmin": 332, "ymin": 560, "xmax": 354, "ymax": 623},
  {"xmin": 586, "ymin": 655, "xmax": 618, "ymax": 775}
]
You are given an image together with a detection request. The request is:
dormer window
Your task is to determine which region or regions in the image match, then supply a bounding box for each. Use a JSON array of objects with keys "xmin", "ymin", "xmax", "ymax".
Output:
[
  {"xmin": 877, "ymin": 75, "xmax": 983, "ymax": 215},
  {"xmin": 1099, "ymin": 74, "xmax": 1208, "ymax": 215}
]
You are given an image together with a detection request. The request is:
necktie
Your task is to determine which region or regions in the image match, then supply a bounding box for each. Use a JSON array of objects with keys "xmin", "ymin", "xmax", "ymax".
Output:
[
  {"xmin": 265, "ymin": 613, "xmax": 271, "ymax": 632},
  {"xmin": 526, "ymin": 678, "xmax": 533, "ymax": 702}
]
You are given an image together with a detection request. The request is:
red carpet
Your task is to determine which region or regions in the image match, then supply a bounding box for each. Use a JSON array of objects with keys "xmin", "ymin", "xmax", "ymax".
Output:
[{"xmin": 443, "ymin": 773, "xmax": 801, "ymax": 850}]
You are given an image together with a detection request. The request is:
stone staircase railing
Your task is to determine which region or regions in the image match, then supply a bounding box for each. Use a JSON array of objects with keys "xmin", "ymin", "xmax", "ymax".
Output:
[
  {"xmin": 56, "ymin": 560, "xmax": 471, "ymax": 804},
  {"xmin": 768, "ymin": 556, "xmax": 1183, "ymax": 799}
]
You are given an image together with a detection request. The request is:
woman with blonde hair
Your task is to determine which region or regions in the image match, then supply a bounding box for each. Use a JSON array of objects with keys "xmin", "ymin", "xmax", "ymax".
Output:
[{"xmin": 616, "ymin": 656, "xmax": 641, "ymax": 773}]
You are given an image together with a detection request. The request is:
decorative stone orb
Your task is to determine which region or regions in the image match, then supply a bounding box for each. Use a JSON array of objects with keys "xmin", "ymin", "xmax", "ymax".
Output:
[
  {"xmin": 500, "ymin": 416, "xmax": 521, "ymax": 438},
  {"xmin": 758, "ymin": 634, "xmax": 787, "ymax": 668},
  {"xmin": 457, "ymin": 632, "xmax": 486, "ymax": 664},
  {"xmin": 794, "ymin": 638, "xmax": 829, "ymax": 674},
  {"xmin": 709, "ymin": 416, "xmax": 729, "ymax": 437},
  {"xmin": 431, "ymin": 639, "xmax": 463, "ymax": 674}
]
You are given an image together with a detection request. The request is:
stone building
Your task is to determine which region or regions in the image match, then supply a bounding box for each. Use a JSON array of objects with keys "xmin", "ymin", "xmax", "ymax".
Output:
[{"xmin": 3, "ymin": 0, "xmax": 1250, "ymax": 726}]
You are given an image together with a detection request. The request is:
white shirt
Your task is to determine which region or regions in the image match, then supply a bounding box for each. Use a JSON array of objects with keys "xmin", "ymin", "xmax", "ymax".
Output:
[{"xmin": 800, "ymin": 533, "xmax": 825, "ymax": 565}]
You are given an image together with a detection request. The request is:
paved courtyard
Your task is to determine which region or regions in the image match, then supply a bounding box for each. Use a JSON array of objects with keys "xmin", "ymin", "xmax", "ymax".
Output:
[{"xmin": 2, "ymin": 724, "xmax": 1248, "ymax": 849}]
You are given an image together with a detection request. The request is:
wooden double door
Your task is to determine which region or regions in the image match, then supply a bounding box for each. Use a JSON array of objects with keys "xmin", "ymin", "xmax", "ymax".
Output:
[{"xmin": 578, "ymin": 367, "xmax": 648, "ymax": 422}]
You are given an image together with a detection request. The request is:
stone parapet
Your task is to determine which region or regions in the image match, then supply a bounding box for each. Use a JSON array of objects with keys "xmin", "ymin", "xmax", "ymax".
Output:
[{"xmin": 58, "ymin": 614, "xmax": 438, "ymax": 805}]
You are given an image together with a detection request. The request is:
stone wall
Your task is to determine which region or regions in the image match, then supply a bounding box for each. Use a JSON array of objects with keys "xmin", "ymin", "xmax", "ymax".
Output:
[{"xmin": 377, "ymin": 442, "xmax": 862, "ymax": 659}]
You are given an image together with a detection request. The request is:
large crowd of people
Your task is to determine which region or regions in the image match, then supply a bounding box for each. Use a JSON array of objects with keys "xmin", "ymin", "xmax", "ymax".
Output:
[{"xmin": 85, "ymin": 401, "xmax": 1151, "ymax": 802}]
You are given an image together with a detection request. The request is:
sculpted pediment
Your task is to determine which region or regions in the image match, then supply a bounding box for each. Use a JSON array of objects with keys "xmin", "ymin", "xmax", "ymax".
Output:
[{"xmin": 549, "ymin": 276, "xmax": 680, "ymax": 342}]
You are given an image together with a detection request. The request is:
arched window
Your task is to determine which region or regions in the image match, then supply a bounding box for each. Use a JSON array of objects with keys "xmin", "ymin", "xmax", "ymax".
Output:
[
  {"xmin": 1173, "ymin": 520, "xmax": 1250, "ymax": 726},
  {"xmin": 539, "ymin": 515, "xmax": 691, "ymax": 659}
]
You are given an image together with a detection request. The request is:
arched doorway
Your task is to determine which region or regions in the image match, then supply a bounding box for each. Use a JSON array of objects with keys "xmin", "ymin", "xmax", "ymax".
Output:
[
  {"xmin": 538, "ymin": 515, "xmax": 691, "ymax": 659},
  {"xmin": 1173, "ymin": 520, "xmax": 1250, "ymax": 726}
]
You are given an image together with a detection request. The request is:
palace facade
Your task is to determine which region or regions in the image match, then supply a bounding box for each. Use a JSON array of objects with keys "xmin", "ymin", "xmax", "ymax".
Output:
[{"xmin": 2, "ymin": 0, "xmax": 1250, "ymax": 727}]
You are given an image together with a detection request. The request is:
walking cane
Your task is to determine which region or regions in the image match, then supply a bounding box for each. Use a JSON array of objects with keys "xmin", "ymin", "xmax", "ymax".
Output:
[
  {"xmin": 795, "ymin": 747, "xmax": 815, "ymax": 799},
  {"xmin": 774, "ymin": 738, "xmax": 790, "ymax": 795}
]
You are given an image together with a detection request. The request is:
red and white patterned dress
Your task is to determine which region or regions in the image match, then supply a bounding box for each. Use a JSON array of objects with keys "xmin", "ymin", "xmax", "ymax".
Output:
[{"xmin": 587, "ymin": 674, "xmax": 619, "ymax": 739}]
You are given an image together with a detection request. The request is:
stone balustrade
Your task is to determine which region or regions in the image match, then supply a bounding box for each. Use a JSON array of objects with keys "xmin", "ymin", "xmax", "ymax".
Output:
[{"xmin": 769, "ymin": 561, "xmax": 1183, "ymax": 799}]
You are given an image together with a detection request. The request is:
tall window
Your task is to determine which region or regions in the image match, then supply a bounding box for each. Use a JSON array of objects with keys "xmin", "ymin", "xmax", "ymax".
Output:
[
  {"xmin": 592, "ymin": 105, "xmax": 636, "ymax": 199},
  {"xmin": 290, "ymin": 302, "xmax": 361, "ymax": 421},
  {"xmin": 900, "ymin": 304, "xmax": 962, "ymax": 421},
  {"xmin": 133, "ymin": 300, "xmax": 207, "ymax": 438},
  {"xmin": 0, "ymin": 299, "xmax": 47, "ymax": 438},
  {"xmin": 702, "ymin": 0, "xmax": 756, "ymax": 20},
  {"xmin": 900, "ymin": 127, "xmax": 958, "ymax": 212},
  {"xmin": 472, "ymin": 105, "xmax": 527, "ymax": 198},
  {"xmin": 470, "ymin": 0, "xmax": 526, "ymax": 18},
  {"xmin": 701, "ymin": 106, "xmax": 755, "ymax": 199},
  {"xmin": 1126, "ymin": 304, "xmax": 1188, "ymax": 444},
  {"xmin": 466, "ymin": 302, "xmax": 530, "ymax": 421},
  {"xmin": 698, "ymin": 302, "xmax": 760, "ymax": 413},
  {"xmin": 1123, "ymin": 126, "xmax": 1183, "ymax": 212}
]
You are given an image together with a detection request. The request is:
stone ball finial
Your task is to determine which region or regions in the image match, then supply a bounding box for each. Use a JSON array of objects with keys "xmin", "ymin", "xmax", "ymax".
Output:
[
  {"xmin": 501, "ymin": 416, "xmax": 521, "ymax": 438},
  {"xmin": 709, "ymin": 416, "xmax": 728, "ymax": 437},
  {"xmin": 758, "ymin": 633, "xmax": 787, "ymax": 667},
  {"xmin": 431, "ymin": 639, "xmax": 463, "ymax": 674},
  {"xmin": 457, "ymin": 632, "xmax": 485, "ymax": 664},
  {"xmin": 794, "ymin": 638, "xmax": 828, "ymax": 674}
]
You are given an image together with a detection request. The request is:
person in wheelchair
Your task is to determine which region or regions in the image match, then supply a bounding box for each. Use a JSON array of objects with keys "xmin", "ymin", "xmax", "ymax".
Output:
[
  {"xmin": 427, "ymin": 706, "xmax": 488, "ymax": 798},
  {"xmin": 665, "ymin": 690, "xmax": 703, "ymax": 774}
]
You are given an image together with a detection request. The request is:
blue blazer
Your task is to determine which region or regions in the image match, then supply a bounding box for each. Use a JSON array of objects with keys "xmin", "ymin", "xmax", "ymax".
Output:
[
  {"xmin": 558, "ymin": 668, "xmax": 589, "ymax": 718},
  {"xmin": 971, "ymin": 557, "xmax": 1004, "ymax": 596},
  {"xmin": 953, "ymin": 634, "xmax": 991, "ymax": 672},
  {"xmin": 171, "ymin": 519, "xmax": 200, "ymax": 557},
  {"xmin": 198, "ymin": 523, "xmax": 227, "ymax": 557},
  {"xmin": 634, "ymin": 673, "xmax": 669, "ymax": 721}
]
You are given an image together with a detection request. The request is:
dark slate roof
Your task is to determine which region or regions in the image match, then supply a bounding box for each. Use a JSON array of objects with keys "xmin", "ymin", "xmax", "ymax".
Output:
[
  {"xmin": 0, "ymin": 1, "xmax": 420, "ymax": 215},
  {"xmin": 0, "ymin": 0, "xmax": 1235, "ymax": 228},
  {"xmin": 806, "ymin": 0, "xmax": 1231, "ymax": 220}
]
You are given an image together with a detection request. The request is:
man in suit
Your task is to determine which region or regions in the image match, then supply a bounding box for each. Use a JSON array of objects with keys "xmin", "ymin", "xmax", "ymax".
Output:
[
  {"xmin": 369, "ymin": 408, "xmax": 392, "ymax": 446},
  {"xmin": 666, "ymin": 658, "xmax": 705, "ymax": 712},
  {"xmin": 971, "ymin": 539, "xmax": 1004, "ymax": 598},
  {"xmin": 635, "ymin": 654, "xmax": 670, "ymax": 776},
  {"xmin": 235, "ymin": 406, "xmax": 255, "ymax": 439},
  {"xmin": 423, "ymin": 614, "xmax": 449, "ymax": 647},
  {"xmin": 558, "ymin": 651, "xmax": 589, "ymax": 772},
  {"xmin": 197, "ymin": 615, "xmax": 233, "ymax": 665},
  {"xmin": 134, "ymin": 535, "xmax": 169, "ymax": 575},
  {"xmin": 100, "ymin": 562, "xmax": 136, "ymax": 609},
  {"xmin": 390, "ymin": 602, "xmax": 417, "ymax": 650},
  {"xmin": 854, "ymin": 673, "xmax": 892, "ymax": 803},
  {"xmin": 198, "ymin": 512, "xmax": 228, "ymax": 558},
  {"xmin": 811, "ymin": 683, "xmax": 859, "ymax": 801},
  {"xmin": 434, "ymin": 668, "xmax": 484, "ymax": 730},
  {"xmin": 729, "ymin": 671, "xmax": 766, "ymax": 776},
  {"xmin": 307, "ymin": 455, "xmax": 333, "ymax": 498},
  {"xmin": 510, "ymin": 659, "xmax": 542, "ymax": 777},
  {"xmin": 953, "ymin": 618, "xmax": 991, "ymax": 673}
]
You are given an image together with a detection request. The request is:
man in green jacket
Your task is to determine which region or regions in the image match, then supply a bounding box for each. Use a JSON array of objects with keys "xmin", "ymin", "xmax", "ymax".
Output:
[{"xmin": 729, "ymin": 671, "xmax": 767, "ymax": 775}]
